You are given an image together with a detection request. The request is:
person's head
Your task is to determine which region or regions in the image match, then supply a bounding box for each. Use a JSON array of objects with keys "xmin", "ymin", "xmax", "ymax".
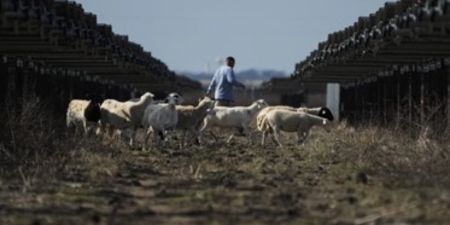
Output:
[{"xmin": 225, "ymin": 56, "xmax": 235, "ymax": 68}]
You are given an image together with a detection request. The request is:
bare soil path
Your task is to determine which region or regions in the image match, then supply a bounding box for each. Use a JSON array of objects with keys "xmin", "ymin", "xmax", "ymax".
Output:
[{"xmin": 1, "ymin": 134, "xmax": 449, "ymax": 225}]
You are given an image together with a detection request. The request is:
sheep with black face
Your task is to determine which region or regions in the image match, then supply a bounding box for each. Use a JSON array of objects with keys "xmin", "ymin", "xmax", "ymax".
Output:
[
  {"xmin": 66, "ymin": 96, "xmax": 102, "ymax": 136},
  {"xmin": 260, "ymin": 109, "xmax": 330, "ymax": 147}
]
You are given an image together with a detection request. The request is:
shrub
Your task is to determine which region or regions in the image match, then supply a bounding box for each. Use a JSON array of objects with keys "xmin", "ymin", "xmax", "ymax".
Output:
[{"xmin": 0, "ymin": 96, "xmax": 125, "ymax": 189}]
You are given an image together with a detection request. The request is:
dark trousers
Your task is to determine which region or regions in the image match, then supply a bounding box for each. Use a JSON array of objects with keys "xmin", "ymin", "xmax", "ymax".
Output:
[{"xmin": 215, "ymin": 99, "xmax": 232, "ymax": 106}]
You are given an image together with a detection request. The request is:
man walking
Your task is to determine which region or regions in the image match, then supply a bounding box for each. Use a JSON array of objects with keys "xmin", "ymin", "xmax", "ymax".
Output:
[{"xmin": 206, "ymin": 56, "xmax": 246, "ymax": 106}]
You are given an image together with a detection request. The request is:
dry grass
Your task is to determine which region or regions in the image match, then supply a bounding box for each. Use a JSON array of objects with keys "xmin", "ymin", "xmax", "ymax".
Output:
[
  {"xmin": 0, "ymin": 97, "xmax": 449, "ymax": 224},
  {"xmin": 0, "ymin": 97, "xmax": 128, "ymax": 191},
  {"xmin": 305, "ymin": 121, "xmax": 450, "ymax": 187}
]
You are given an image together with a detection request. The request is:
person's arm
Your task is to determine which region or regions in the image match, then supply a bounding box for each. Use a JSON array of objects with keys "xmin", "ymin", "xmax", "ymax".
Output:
[
  {"xmin": 206, "ymin": 73, "xmax": 217, "ymax": 96},
  {"xmin": 226, "ymin": 69, "xmax": 245, "ymax": 88}
]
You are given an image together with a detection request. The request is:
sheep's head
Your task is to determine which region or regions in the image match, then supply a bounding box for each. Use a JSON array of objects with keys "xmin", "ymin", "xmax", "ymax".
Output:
[
  {"xmin": 84, "ymin": 101, "xmax": 101, "ymax": 123},
  {"xmin": 254, "ymin": 99, "xmax": 268, "ymax": 109},
  {"xmin": 86, "ymin": 93, "xmax": 103, "ymax": 104},
  {"xmin": 165, "ymin": 92, "xmax": 184, "ymax": 105},
  {"xmin": 141, "ymin": 92, "xmax": 155, "ymax": 104},
  {"xmin": 198, "ymin": 96, "xmax": 214, "ymax": 107},
  {"xmin": 142, "ymin": 92, "xmax": 155, "ymax": 99},
  {"xmin": 319, "ymin": 107, "xmax": 334, "ymax": 121}
]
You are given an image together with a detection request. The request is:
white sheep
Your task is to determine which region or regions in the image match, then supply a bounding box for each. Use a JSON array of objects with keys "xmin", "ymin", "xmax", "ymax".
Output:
[
  {"xmin": 66, "ymin": 99, "xmax": 101, "ymax": 136},
  {"xmin": 142, "ymin": 93, "xmax": 183, "ymax": 149},
  {"xmin": 256, "ymin": 106, "xmax": 296, "ymax": 131},
  {"xmin": 175, "ymin": 96, "xmax": 215, "ymax": 148},
  {"xmin": 261, "ymin": 109, "xmax": 330, "ymax": 147},
  {"xmin": 200, "ymin": 99, "xmax": 268, "ymax": 143},
  {"xmin": 256, "ymin": 106, "xmax": 334, "ymax": 131},
  {"xmin": 99, "ymin": 92, "xmax": 154, "ymax": 147}
]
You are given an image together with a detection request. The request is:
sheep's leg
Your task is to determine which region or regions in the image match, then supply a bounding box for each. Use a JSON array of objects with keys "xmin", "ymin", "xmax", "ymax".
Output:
[
  {"xmin": 224, "ymin": 126, "xmax": 245, "ymax": 144},
  {"xmin": 199, "ymin": 121, "xmax": 214, "ymax": 141},
  {"xmin": 199, "ymin": 120, "xmax": 208, "ymax": 133},
  {"xmin": 111, "ymin": 128, "xmax": 119, "ymax": 142},
  {"xmin": 297, "ymin": 130, "xmax": 309, "ymax": 145},
  {"xmin": 261, "ymin": 126, "xmax": 275, "ymax": 145},
  {"xmin": 296, "ymin": 131, "xmax": 304, "ymax": 145},
  {"xmin": 150, "ymin": 128, "xmax": 158, "ymax": 149},
  {"xmin": 236, "ymin": 127, "xmax": 245, "ymax": 136},
  {"xmin": 94, "ymin": 124, "xmax": 102, "ymax": 136},
  {"xmin": 262, "ymin": 130, "xmax": 268, "ymax": 146},
  {"xmin": 98, "ymin": 122, "xmax": 104, "ymax": 137},
  {"xmin": 272, "ymin": 127, "xmax": 283, "ymax": 148},
  {"xmin": 180, "ymin": 128, "xmax": 197, "ymax": 149},
  {"xmin": 153, "ymin": 129, "xmax": 162, "ymax": 148},
  {"xmin": 270, "ymin": 130, "xmax": 278, "ymax": 145},
  {"xmin": 111, "ymin": 127, "xmax": 121, "ymax": 142},
  {"xmin": 192, "ymin": 122, "xmax": 203, "ymax": 145},
  {"xmin": 82, "ymin": 120, "xmax": 89, "ymax": 137},
  {"xmin": 193, "ymin": 128, "xmax": 202, "ymax": 145},
  {"xmin": 66, "ymin": 117, "xmax": 71, "ymax": 129},
  {"xmin": 160, "ymin": 129, "xmax": 168, "ymax": 148},
  {"xmin": 129, "ymin": 128, "xmax": 136, "ymax": 148},
  {"xmin": 149, "ymin": 128, "xmax": 156, "ymax": 149},
  {"xmin": 179, "ymin": 130, "xmax": 186, "ymax": 149},
  {"xmin": 304, "ymin": 130, "xmax": 310, "ymax": 140},
  {"xmin": 106, "ymin": 125, "xmax": 114, "ymax": 139},
  {"xmin": 75, "ymin": 123, "xmax": 83, "ymax": 137},
  {"xmin": 226, "ymin": 134, "xmax": 235, "ymax": 144},
  {"xmin": 199, "ymin": 121, "xmax": 219, "ymax": 143},
  {"xmin": 70, "ymin": 122, "xmax": 77, "ymax": 135},
  {"xmin": 261, "ymin": 131, "xmax": 266, "ymax": 146},
  {"xmin": 189, "ymin": 127, "xmax": 203, "ymax": 146},
  {"xmin": 105, "ymin": 125, "xmax": 114, "ymax": 139},
  {"xmin": 143, "ymin": 126, "xmax": 152, "ymax": 151},
  {"xmin": 127, "ymin": 129, "xmax": 133, "ymax": 147},
  {"xmin": 66, "ymin": 118, "xmax": 73, "ymax": 133},
  {"xmin": 158, "ymin": 130, "xmax": 165, "ymax": 142},
  {"xmin": 99, "ymin": 121, "xmax": 107, "ymax": 137},
  {"xmin": 209, "ymin": 131, "xmax": 219, "ymax": 143}
]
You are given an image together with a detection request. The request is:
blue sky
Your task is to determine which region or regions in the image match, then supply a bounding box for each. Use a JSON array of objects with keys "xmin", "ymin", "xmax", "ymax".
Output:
[{"xmin": 73, "ymin": 0, "xmax": 390, "ymax": 74}]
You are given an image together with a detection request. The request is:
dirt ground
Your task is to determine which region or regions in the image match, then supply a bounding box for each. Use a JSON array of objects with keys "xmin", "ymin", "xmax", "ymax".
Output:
[{"xmin": 1, "ymin": 129, "xmax": 450, "ymax": 225}]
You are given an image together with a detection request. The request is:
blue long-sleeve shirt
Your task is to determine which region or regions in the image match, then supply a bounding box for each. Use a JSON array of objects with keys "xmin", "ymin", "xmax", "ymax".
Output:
[{"xmin": 207, "ymin": 65, "xmax": 245, "ymax": 101}]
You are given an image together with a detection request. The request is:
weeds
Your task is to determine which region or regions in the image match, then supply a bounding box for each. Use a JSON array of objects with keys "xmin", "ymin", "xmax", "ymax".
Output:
[
  {"xmin": 306, "ymin": 121, "xmax": 450, "ymax": 187},
  {"xmin": 0, "ymin": 97, "xmax": 449, "ymax": 224},
  {"xmin": 0, "ymin": 96, "xmax": 126, "ymax": 190}
]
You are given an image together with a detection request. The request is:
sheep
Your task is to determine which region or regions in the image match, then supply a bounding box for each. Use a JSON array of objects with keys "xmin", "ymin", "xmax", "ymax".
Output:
[
  {"xmin": 260, "ymin": 109, "xmax": 330, "ymax": 147},
  {"xmin": 200, "ymin": 99, "xmax": 268, "ymax": 143},
  {"xmin": 175, "ymin": 96, "xmax": 215, "ymax": 148},
  {"xmin": 256, "ymin": 106, "xmax": 297, "ymax": 131},
  {"xmin": 129, "ymin": 92, "xmax": 179, "ymax": 104},
  {"xmin": 66, "ymin": 99, "xmax": 101, "ymax": 136},
  {"xmin": 99, "ymin": 92, "xmax": 154, "ymax": 147},
  {"xmin": 256, "ymin": 106, "xmax": 334, "ymax": 131},
  {"xmin": 142, "ymin": 93, "xmax": 183, "ymax": 149}
]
